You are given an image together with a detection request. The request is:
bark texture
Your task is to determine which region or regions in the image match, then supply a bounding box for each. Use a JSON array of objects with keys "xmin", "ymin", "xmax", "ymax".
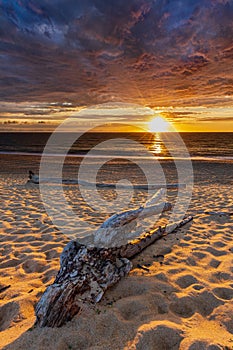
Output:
[{"xmin": 35, "ymin": 216, "xmax": 193, "ymax": 327}]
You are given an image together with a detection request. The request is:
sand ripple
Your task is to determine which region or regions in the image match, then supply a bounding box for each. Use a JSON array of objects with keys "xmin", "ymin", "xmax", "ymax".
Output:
[{"xmin": 0, "ymin": 175, "xmax": 233, "ymax": 349}]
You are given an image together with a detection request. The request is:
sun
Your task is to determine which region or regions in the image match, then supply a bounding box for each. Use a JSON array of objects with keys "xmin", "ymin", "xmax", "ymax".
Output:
[{"xmin": 148, "ymin": 116, "xmax": 170, "ymax": 132}]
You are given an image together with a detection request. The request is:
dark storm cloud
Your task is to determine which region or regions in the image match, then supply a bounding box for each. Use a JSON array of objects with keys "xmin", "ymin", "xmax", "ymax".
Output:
[{"xmin": 0, "ymin": 0, "xmax": 233, "ymax": 107}]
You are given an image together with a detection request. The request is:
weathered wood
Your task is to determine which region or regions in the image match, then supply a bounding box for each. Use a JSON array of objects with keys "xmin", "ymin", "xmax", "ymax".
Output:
[
  {"xmin": 118, "ymin": 215, "xmax": 193, "ymax": 259},
  {"xmin": 94, "ymin": 202, "xmax": 172, "ymax": 247},
  {"xmin": 145, "ymin": 188, "xmax": 165, "ymax": 207},
  {"xmin": 35, "ymin": 216, "xmax": 193, "ymax": 328},
  {"xmin": 28, "ymin": 171, "xmax": 186, "ymax": 190},
  {"xmin": 35, "ymin": 243, "xmax": 132, "ymax": 327}
]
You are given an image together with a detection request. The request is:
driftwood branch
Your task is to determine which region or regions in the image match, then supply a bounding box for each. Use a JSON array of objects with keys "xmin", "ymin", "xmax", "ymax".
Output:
[
  {"xmin": 94, "ymin": 201, "xmax": 172, "ymax": 247},
  {"xmin": 35, "ymin": 216, "xmax": 193, "ymax": 328},
  {"xmin": 28, "ymin": 171, "xmax": 186, "ymax": 190}
]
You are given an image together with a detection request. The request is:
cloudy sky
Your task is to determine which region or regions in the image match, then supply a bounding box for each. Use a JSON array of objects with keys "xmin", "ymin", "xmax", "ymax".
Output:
[{"xmin": 0, "ymin": 0, "xmax": 233, "ymax": 131}]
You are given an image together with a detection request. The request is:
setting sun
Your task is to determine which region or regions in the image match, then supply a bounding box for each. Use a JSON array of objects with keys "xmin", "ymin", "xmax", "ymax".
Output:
[{"xmin": 148, "ymin": 116, "xmax": 170, "ymax": 132}]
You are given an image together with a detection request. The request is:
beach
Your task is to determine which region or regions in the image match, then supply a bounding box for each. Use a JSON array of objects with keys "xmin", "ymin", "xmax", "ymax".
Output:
[
  {"xmin": 0, "ymin": 0, "xmax": 233, "ymax": 347},
  {"xmin": 0, "ymin": 149, "xmax": 232, "ymax": 350}
]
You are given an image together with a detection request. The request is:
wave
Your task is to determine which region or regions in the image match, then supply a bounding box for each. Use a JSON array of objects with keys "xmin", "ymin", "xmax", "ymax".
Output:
[
  {"xmin": 190, "ymin": 156, "xmax": 233, "ymax": 162},
  {"xmin": 1, "ymin": 150, "xmax": 233, "ymax": 162}
]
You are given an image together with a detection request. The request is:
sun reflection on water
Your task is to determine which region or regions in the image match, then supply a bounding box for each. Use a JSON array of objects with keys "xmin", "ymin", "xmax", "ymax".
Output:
[{"xmin": 150, "ymin": 133, "xmax": 163, "ymax": 155}]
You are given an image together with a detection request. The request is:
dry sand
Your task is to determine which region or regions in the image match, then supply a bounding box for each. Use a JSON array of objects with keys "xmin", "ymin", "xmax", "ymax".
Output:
[{"xmin": 0, "ymin": 162, "xmax": 233, "ymax": 350}]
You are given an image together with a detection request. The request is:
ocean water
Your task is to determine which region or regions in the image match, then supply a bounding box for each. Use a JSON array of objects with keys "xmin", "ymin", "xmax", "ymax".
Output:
[
  {"xmin": 0, "ymin": 132, "xmax": 233, "ymax": 159},
  {"xmin": 0, "ymin": 132, "xmax": 232, "ymax": 187}
]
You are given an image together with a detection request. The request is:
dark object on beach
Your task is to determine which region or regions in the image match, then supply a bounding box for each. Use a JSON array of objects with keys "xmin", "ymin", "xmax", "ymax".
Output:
[
  {"xmin": 29, "ymin": 170, "xmax": 34, "ymax": 179},
  {"xmin": 35, "ymin": 216, "xmax": 193, "ymax": 328},
  {"xmin": 28, "ymin": 170, "xmax": 39, "ymax": 184},
  {"xmin": 27, "ymin": 170, "xmax": 186, "ymax": 190},
  {"xmin": 0, "ymin": 284, "xmax": 11, "ymax": 294}
]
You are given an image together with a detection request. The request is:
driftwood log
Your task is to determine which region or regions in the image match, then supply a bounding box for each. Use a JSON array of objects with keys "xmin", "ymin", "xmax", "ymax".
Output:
[
  {"xmin": 28, "ymin": 171, "xmax": 186, "ymax": 190},
  {"xmin": 35, "ymin": 215, "xmax": 193, "ymax": 327}
]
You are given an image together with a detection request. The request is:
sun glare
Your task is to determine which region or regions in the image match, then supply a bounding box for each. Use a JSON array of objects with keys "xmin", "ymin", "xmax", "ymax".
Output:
[{"xmin": 148, "ymin": 116, "xmax": 170, "ymax": 132}]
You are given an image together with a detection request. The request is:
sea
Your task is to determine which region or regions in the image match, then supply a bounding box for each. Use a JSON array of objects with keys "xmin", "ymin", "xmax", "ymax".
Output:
[
  {"xmin": 0, "ymin": 132, "xmax": 232, "ymax": 187},
  {"xmin": 0, "ymin": 132, "xmax": 233, "ymax": 160}
]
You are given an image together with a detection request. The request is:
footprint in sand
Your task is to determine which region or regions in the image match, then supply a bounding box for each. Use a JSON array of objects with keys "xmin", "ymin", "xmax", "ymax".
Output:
[
  {"xmin": 209, "ymin": 259, "xmax": 221, "ymax": 268},
  {"xmin": 170, "ymin": 295, "xmax": 196, "ymax": 318},
  {"xmin": 211, "ymin": 271, "xmax": 232, "ymax": 282},
  {"xmin": 170, "ymin": 291, "xmax": 224, "ymax": 318},
  {"xmin": 41, "ymin": 268, "xmax": 58, "ymax": 284},
  {"xmin": 22, "ymin": 259, "xmax": 47, "ymax": 273},
  {"xmin": 115, "ymin": 297, "xmax": 149, "ymax": 321},
  {"xmin": 192, "ymin": 251, "xmax": 207, "ymax": 259},
  {"xmin": 188, "ymin": 341, "xmax": 223, "ymax": 350},
  {"xmin": 129, "ymin": 322, "xmax": 183, "ymax": 350},
  {"xmin": 0, "ymin": 301, "xmax": 20, "ymax": 331},
  {"xmin": 213, "ymin": 241, "xmax": 227, "ymax": 248},
  {"xmin": 213, "ymin": 287, "xmax": 233, "ymax": 301},
  {"xmin": 205, "ymin": 246, "xmax": 227, "ymax": 257},
  {"xmin": 175, "ymin": 274, "xmax": 199, "ymax": 289}
]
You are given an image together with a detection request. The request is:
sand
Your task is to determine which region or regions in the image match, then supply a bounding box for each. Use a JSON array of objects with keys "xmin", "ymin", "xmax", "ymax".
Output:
[{"xmin": 0, "ymin": 159, "xmax": 233, "ymax": 350}]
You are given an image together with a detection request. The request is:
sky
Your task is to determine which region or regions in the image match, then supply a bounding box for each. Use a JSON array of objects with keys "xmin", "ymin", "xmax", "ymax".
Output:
[{"xmin": 0, "ymin": 0, "xmax": 233, "ymax": 131}]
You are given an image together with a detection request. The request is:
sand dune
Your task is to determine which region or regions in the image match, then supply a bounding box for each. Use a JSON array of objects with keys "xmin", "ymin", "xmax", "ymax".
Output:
[{"xmin": 0, "ymin": 169, "xmax": 233, "ymax": 349}]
